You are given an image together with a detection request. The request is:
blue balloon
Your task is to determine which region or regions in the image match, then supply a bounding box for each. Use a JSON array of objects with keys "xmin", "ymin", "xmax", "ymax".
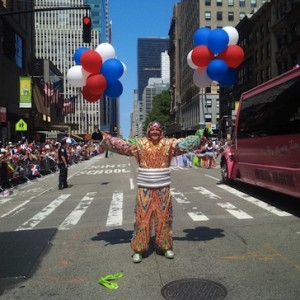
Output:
[
  {"xmin": 73, "ymin": 47, "xmax": 89, "ymax": 65},
  {"xmin": 104, "ymin": 80, "xmax": 123, "ymax": 98},
  {"xmin": 101, "ymin": 59, "xmax": 124, "ymax": 81},
  {"xmin": 219, "ymin": 68, "xmax": 238, "ymax": 87},
  {"xmin": 207, "ymin": 59, "xmax": 228, "ymax": 81},
  {"xmin": 193, "ymin": 27, "xmax": 211, "ymax": 46},
  {"xmin": 207, "ymin": 28, "xmax": 229, "ymax": 54}
]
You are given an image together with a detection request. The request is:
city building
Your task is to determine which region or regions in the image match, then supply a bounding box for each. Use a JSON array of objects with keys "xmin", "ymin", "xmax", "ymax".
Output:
[
  {"xmin": 142, "ymin": 78, "xmax": 170, "ymax": 123},
  {"xmin": 34, "ymin": 0, "xmax": 105, "ymax": 135},
  {"xmin": 100, "ymin": 2, "xmax": 120, "ymax": 137},
  {"xmin": 137, "ymin": 38, "xmax": 169, "ymax": 103},
  {"xmin": 220, "ymin": 0, "xmax": 300, "ymax": 139},
  {"xmin": 167, "ymin": 0, "xmax": 269, "ymax": 137},
  {"xmin": 131, "ymin": 40, "xmax": 170, "ymax": 136},
  {"xmin": 0, "ymin": 0, "xmax": 36, "ymax": 142}
]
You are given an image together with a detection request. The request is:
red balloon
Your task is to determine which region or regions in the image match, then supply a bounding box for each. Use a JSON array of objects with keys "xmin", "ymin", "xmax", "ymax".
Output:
[
  {"xmin": 85, "ymin": 73, "xmax": 107, "ymax": 95},
  {"xmin": 191, "ymin": 45, "xmax": 214, "ymax": 68},
  {"xmin": 81, "ymin": 86, "xmax": 102, "ymax": 102},
  {"xmin": 80, "ymin": 50, "xmax": 103, "ymax": 73},
  {"xmin": 217, "ymin": 45, "xmax": 244, "ymax": 68}
]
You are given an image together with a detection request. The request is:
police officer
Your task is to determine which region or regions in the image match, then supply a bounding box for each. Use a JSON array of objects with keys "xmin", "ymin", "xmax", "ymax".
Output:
[{"xmin": 57, "ymin": 139, "xmax": 70, "ymax": 190}]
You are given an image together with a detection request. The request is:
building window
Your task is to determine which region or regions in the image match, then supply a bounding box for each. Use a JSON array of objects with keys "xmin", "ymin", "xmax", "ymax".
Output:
[
  {"xmin": 251, "ymin": 0, "xmax": 256, "ymax": 8},
  {"xmin": 217, "ymin": 0, "xmax": 222, "ymax": 6},
  {"xmin": 15, "ymin": 34, "xmax": 23, "ymax": 69},
  {"xmin": 205, "ymin": 11, "xmax": 211, "ymax": 20},
  {"xmin": 261, "ymin": 70, "xmax": 265, "ymax": 82},
  {"xmin": 205, "ymin": 0, "xmax": 211, "ymax": 5},
  {"xmin": 260, "ymin": 47, "xmax": 264, "ymax": 61},
  {"xmin": 228, "ymin": 0, "xmax": 234, "ymax": 5},
  {"xmin": 239, "ymin": 0, "xmax": 245, "ymax": 7},
  {"xmin": 239, "ymin": 12, "xmax": 245, "ymax": 20},
  {"xmin": 206, "ymin": 99, "xmax": 212, "ymax": 108},
  {"xmin": 266, "ymin": 66, "xmax": 271, "ymax": 81},
  {"xmin": 228, "ymin": 12, "xmax": 234, "ymax": 21},
  {"xmin": 266, "ymin": 42, "xmax": 270, "ymax": 58},
  {"xmin": 205, "ymin": 114, "xmax": 212, "ymax": 122},
  {"xmin": 217, "ymin": 11, "xmax": 223, "ymax": 20}
]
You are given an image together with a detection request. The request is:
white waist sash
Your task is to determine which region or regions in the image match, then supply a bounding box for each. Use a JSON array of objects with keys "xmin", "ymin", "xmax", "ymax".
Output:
[{"xmin": 137, "ymin": 167, "xmax": 171, "ymax": 188}]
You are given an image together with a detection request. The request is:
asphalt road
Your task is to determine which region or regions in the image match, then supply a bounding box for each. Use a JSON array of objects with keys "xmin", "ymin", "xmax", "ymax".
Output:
[{"xmin": 0, "ymin": 152, "xmax": 299, "ymax": 300}]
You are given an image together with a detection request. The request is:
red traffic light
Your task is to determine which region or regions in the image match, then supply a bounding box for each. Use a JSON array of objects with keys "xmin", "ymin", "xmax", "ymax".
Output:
[{"xmin": 83, "ymin": 16, "xmax": 91, "ymax": 25}]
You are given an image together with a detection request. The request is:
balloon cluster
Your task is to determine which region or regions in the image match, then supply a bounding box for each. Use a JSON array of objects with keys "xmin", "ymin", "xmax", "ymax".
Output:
[
  {"xmin": 67, "ymin": 43, "xmax": 127, "ymax": 102},
  {"xmin": 187, "ymin": 26, "xmax": 244, "ymax": 88}
]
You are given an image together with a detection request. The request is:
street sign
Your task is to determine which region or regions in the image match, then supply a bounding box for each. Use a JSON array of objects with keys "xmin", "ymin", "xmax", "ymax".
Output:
[{"xmin": 15, "ymin": 119, "xmax": 28, "ymax": 131}]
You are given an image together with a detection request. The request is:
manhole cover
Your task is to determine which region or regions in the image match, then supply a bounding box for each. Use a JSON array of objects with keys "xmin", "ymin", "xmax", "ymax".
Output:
[{"xmin": 161, "ymin": 278, "xmax": 227, "ymax": 300}]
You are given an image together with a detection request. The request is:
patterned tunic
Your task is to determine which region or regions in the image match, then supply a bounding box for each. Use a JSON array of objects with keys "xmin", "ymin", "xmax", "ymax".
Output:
[{"xmin": 101, "ymin": 135, "xmax": 202, "ymax": 252}]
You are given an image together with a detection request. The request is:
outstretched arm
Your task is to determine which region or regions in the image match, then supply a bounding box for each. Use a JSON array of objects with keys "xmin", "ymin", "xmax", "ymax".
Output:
[
  {"xmin": 100, "ymin": 133, "xmax": 134, "ymax": 156},
  {"xmin": 172, "ymin": 135, "xmax": 207, "ymax": 156}
]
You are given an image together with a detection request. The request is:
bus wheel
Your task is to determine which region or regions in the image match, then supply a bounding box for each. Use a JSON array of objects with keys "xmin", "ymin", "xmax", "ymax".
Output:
[{"xmin": 221, "ymin": 161, "xmax": 231, "ymax": 184}]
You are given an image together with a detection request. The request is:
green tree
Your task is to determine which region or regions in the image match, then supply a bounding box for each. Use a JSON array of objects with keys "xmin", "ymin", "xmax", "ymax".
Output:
[{"xmin": 143, "ymin": 90, "xmax": 171, "ymax": 132}]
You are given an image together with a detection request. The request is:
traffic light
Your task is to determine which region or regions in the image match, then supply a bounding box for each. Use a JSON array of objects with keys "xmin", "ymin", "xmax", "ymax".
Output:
[{"xmin": 82, "ymin": 16, "xmax": 91, "ymax": 43}]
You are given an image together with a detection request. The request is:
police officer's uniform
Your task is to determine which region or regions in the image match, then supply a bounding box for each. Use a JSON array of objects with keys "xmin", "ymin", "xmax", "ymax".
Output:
[{"xmin": 58, "ymin": 141, "xmax": 69, "ymax": 189}]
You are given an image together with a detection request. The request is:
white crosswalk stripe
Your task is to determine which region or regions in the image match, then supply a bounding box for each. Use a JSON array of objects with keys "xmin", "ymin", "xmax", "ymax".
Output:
[
  {"xmin": 58, "ymin": 192, "xmax": 97, "ymax": 230},
  {"xmin": 217, "ymin": 184, "xmax": 292, "ymax": 217},
  {"xmin": 172, "ymin": 186, "xmax": 292, "ymax": 222},
  {"xmin": 106, "ymin": 191, "xmax": 123, "ymax": 227},
  {"xmin": 0, "ymin": 184, "xmax": 294, "ymax": 231},
  {"xmin": 16, "ymin": 194, "xmax": 71, "ymax": 231},
  {"xmin": 217, "ymin": 202, "xmax": 253, "ymax": 219}
]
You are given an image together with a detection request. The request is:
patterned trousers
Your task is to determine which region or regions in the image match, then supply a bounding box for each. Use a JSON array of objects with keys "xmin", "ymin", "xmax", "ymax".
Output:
[{"xmin": 131, "ymin": 186, "xmax": 173, "ymax": 253}]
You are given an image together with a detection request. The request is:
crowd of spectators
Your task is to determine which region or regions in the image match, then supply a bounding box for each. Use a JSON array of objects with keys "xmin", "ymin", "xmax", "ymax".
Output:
[
  {"xmin": 0, "ymin": 138, "xmax": 103, "ymax": 196},
  {"xmin": 171, "ymin": 138, "xmax": 231, "ymax": 168}
]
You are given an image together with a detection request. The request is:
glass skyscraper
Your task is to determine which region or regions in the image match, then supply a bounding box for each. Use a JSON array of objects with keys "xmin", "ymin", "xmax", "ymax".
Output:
[{"xmin": 137, "ymin": 38, "xmax": 169, "ymax": 102}]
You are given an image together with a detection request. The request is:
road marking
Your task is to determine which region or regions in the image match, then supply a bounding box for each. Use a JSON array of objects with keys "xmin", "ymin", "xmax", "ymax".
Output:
[
  {"xmin": 171, "ymin": 188, "xmax": 191, "ymax": 204},
  {"xmin": 217, "ymin": 184, "xmax": 292, "ymax": 216},
  {"xmin": 1, "ymin": 199, "xmax": 32, "ymax": 218},
  {"xmin": 130, "ymin": 178, "xmax": 135, "ymax": 190},
  {"xmin": 16, "ymin": 194, "xmax": 71, "ymax": 231},
  {"xmin": 193, "ymin": 186, "xmax": 221, "ymax": 199},
  {"xmin": 217, "ymin": 202, "xmax": 253, "ymax": 219},
  {"xmin": 58, "ymin": 192, "xmax": 96, "ymax": 230},
  {"xmin": 0, "ymin": 197, "xmax": 13, "ymax": 204},
  {"xmin": 106, "ymin": 191, "xmax": 123, "ymax": 226},
  {"xmin": 187, "ymin": 211, "xmax": 209, "ymax": 221}
]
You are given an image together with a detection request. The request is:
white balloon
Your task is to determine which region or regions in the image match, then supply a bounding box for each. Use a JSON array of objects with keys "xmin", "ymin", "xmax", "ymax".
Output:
[
  {"xmin": 223, "ymin": 26, "xmax": 239, "ymax": 45},
  {"xmin": 95, "ymin": 43, "xmax": 116, "ymax": 62},
  {"xmin": 187, "ymin": 50, "xmax": 198, "ymax": 69},
  {"xmin": 120, "ymin": 62, "xmax": 127, "ymax": 79},
  {"xmin": 67, "ymin": 65, "xmax": 89, "ymax": 87},
  {"xmin": 193, "ymin": 67, "xmax": 212, "ymax": 88}
]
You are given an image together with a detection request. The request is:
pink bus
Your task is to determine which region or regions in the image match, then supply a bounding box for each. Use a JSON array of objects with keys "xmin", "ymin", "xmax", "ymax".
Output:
[{"xmin": 220, "ymin": 66, "xmax": 300, "ymax": 199}]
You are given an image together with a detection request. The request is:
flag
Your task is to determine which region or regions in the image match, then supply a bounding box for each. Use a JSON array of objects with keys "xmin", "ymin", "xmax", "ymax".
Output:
[
  {"xmin": 44, "ymin": 80, "xmax": 62, "ymax": 105},
  {"xmin": 63, "ymin": 98, "xmax": 70, "ymax": 115},
  {"xmin": 52, "ymin": 80, "xmax": 62, "ymax": 104},
  {"xmin": 30, "ymin": 164, "xmax": 40, "ymax": 176},
  {"xmin": 69, "ymin": 96, "xmax": 76, "ymax": 114},
  {"xmin": 63, "ymin": 96, "xmax": 77, "ymax": 115},
  {"xmin": 44, "ymin": 82, "xmax": 53, "ymax": 107}
]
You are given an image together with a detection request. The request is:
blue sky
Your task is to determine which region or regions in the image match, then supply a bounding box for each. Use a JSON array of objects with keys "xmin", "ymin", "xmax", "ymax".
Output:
[{"xmin": 109, "ymin": 0, "xmax": 177, "ymax": 138}]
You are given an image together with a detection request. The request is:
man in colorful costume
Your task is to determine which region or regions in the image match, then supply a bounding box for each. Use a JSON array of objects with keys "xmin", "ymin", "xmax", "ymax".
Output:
[{"xmin": 100, "ymin": 121, "xmax": 206, "ymax": 263}]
